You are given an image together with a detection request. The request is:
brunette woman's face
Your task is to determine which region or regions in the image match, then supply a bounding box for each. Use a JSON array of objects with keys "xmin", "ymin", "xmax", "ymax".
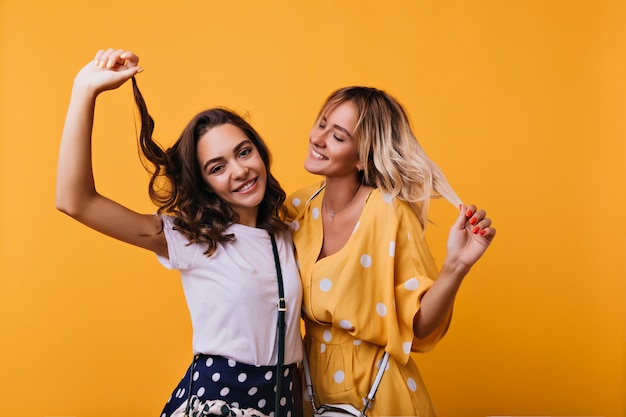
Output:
[
  {"xmin": 304, "ymin": 101, "xmax": 363, "ymax": 178},
  {"xmin": 197, "ymin": 123, "xmax": 267, "ymax": 227}
]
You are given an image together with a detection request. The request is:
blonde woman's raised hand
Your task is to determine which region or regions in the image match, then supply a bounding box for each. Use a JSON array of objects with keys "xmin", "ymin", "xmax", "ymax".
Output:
[
  {"xmin": 74, "ymin": 48, "xmax": 143, "ymax": 95},
  {"xmin": 444, "ymin": 204, "xmax": 496, "ymax": 271}
]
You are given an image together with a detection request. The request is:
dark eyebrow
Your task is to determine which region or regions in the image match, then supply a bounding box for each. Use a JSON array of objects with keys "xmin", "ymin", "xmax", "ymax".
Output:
[
  {"xmin": 203, "ymin": 139, "xmax": 252, "ymax": 171},
  {"xmin": 322, "ymin": 116, "xmax": 353, "ymax": 139}
]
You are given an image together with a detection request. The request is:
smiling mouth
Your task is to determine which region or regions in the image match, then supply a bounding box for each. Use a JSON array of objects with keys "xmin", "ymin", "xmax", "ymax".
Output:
[
  {"xmin": 235, "ymin": 178, "xmax": 258, "ymax": 193},
  {"xmin": 310, "ymin": 148, "xmax": 328, "ymax": 160}
]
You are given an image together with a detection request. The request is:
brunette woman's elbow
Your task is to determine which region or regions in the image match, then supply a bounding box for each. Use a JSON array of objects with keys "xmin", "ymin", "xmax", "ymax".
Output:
[{"xmin": 55, "ymin": 189, "xmax": 84, "ymax": 219}]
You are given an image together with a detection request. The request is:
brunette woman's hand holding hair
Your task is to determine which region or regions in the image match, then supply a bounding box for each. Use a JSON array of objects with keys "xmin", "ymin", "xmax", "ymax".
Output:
[
  {"xmin": 413, "ymin": 203, "xmax": 496, "ymax": 341},
  {"xmin": 56, "ymin": 49, "xmax": 168, "ymax": 258},
  {"xmin": 79, "ymin": 48, "xmax": 143, "ymax": 94}
]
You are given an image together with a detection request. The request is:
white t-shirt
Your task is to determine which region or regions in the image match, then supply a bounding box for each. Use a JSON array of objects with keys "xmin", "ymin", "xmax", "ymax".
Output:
[{"xmin": 157, "ymin": 215, "xmax": 303, "ymax": 365}]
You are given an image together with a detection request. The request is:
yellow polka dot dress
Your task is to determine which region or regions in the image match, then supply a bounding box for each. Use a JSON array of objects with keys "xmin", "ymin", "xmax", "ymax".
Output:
[{"xmin": 288, "ymin": 185, "xmax": 452, "ymax": 417}]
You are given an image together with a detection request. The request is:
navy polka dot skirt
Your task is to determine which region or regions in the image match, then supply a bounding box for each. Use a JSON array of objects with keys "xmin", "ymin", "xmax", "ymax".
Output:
[{"xmin": 160, "ymin": 355, "xmax": 296, "ymax": 417}]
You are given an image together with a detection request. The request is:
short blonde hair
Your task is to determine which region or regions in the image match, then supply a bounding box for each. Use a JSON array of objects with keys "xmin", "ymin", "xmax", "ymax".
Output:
[{"xmin": 317, "ymin": 86, "xmax": 462, "ymax": 227}]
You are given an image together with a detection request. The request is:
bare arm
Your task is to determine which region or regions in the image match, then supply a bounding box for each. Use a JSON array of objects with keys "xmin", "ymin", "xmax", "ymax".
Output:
[
  {"xmin": 55, "ymin": 48, "xmax": 168, "ymax": 258},
  {"xmin": 413, "ymin": 204, "xmax": 496, "ymax": 339}
]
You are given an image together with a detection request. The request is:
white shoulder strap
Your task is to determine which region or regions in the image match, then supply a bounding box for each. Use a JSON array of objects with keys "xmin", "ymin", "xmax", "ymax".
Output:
[{"xmin": 302, "ymin": 349, "xmax": 390, "ymax": 416}]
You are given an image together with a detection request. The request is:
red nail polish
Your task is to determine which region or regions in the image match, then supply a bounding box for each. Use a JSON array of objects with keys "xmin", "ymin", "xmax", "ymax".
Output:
[
  {"xmin": 472, "ymin": 226, "xmax": 480, "ymax": 234},
  {"xmin": 480, "ymin": 230, "xmax": 486, "ymax": 236},
  {"xmin": 465, "ymin": 210, "xmax": 473, "ymax": 218},
  {"xmin": 470, "ymin": 217, "xmax": 477, "ymax": 225}
]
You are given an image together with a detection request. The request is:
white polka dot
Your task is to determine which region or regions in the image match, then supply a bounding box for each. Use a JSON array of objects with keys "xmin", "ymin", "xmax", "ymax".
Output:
[
  {"xmin": 339, "ymin": 320, "xmax": 352, "ymax": 329},
  {"xmin": 389, "ymin": 241, "xmax": 396, "ymax": 257},
  {"xmin": 320, "ymin": 343, "xmax": 326, "ymax": 353},
  {"xmin": 352, "ymin": 221, "xmax": 360, "ymax": 234},
  {"xmin": 407, "ymin": 377, "xmax": 417, "ymax": 392},
  {"xmin": 292, "ymin": 197, "xmax": 301, "ymax": 207},
  {"xmin": 265, "ymin": 370, "xmax": 273, "ymax": 380},
  {"xmin": 376, "ymin": 303, "xmax": 387, "ymax": 317},
  {"xmin": 193, "ymin": 371, "xmax": 199, "ymax": 381},
  {"xmin": 238, "ymin": 373, "xmax": 247, "ymax": 382},
  {"xmin": 287, "ymin": 411, "xmax": 292, "ymax": 417},
  {"xmin": 232, "ymin": 402, "xmax": 240, "ymax": 408},
  {"xmin": 334, "ymin": 370, "xmax": 345, "ymax": 383},
  {"xmin": 280, "ymin": 397, "xmax": 287, "ymax": 406},
  {"xmin": 353, "ymin": 339, "xmax": 362, "ymax": 346},
  {"xmin": 220, "ymin": 387, "xmax": 230, "ymax": 396},
  {"xmin": 211, "ymin": 372, "xmax": 220, "ymax": 382},
  {"xmin": 404, "ymin": 278, "xmax": 419, "ymax": 291},
  {"xmin": 205, "ymin": 357, "xmax": 213, "ymax": 367},
  {"xmin": 175, "ymin": 387, "xmax": 185, "ymax": 398},
  {"xmin": 258, "ymin": 399, "xmax": 267, "ymax": 408},
  {"xmin": 284, "ymin": 367, "xmax": 290, "ymax": 376},
  {"xmin": 228, "ymin": 359, "xmax": 236, "ymax": 367},
  {"xmin": 197, "ymin": 386, "xmax": 205, "ymax": 397},
  {"xmin": 290, "ymin": 221, "xmax": 300, "ymax": 231},
  {"xmin": 383, "ymin": 193, "xmax": 393, "ymax": 203},
  {"xmin": 403, "ymin": 341, "xmax": 412, "ymax": 355},
  {"xmin": 248, "ymin": 387, "xmax": 258, "ymax": 396},
  {"xmin": 319, "ymin": 279, "xmax": 332, "ymax": 292},
  {"xmin": 269, "ymin": 413, "xmax": 274, "ymax": 417},
  {"xmin": 323, "ymin": 330, "xmax": 332, "ymax": 342},
  {"xmin": 312, "ymin": 207, "xmax": 320, "ymax": 219},
  {"xmin": 360, "ymin": 254, "xmax": 372, "ymax": 268}
]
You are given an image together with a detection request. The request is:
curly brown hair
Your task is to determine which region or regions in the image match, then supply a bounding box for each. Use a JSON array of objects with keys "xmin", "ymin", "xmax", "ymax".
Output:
[{"xmin": 131, "ymin": 77, "xmax": 287, "ymax": 256}]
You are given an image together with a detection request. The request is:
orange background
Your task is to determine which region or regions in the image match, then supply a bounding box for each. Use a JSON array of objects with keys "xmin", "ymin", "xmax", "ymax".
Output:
[{"xmin": 1, "ymin": 1, "xmax": 624, "ymax": 416}]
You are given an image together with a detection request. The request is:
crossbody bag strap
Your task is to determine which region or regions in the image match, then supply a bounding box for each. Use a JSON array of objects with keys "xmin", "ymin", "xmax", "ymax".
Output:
[
  {"xmin": 302, "ymin": 349, "xmax": 390, "ymax": 416},
  {"xmin": 361, "ymin": 352, "xmax": 389, "ymax": 413},
  {"xmin": 270, "ymin": 233, "xmax": 286, "ymax": 417}
]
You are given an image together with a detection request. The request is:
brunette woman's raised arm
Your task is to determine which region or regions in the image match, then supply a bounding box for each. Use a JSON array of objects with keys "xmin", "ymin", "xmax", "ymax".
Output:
[{"xmin": 56, "ymin": 49, "xmax": 168, "ymax": 258}]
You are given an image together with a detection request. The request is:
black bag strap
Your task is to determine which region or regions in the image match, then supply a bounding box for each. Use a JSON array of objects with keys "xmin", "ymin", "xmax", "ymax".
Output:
[{"xmin": 270, "ymin": 233, "xmax": 286, "ymax": 417}]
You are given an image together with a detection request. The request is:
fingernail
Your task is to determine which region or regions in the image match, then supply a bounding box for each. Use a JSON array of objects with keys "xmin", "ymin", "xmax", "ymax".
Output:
[
  {"xmin": 472, "ymin": 226, "xmax": 480, "ymax": 234},
  {"xmin": 480, "ymin": 230, "xmax": 486, "ymax": 236},
  {"xmin": 106, "ymin": 60, "xmax": 114, "ymax": 69},
  {"xmin": 120, "ymin": 52, "xmax": 129, "ymax": 59},
  {"xmin": 470, "ymin": 217, "xmax": 477, "ymax": 225},
  {"xmin": 136, "ymin": 67, "xmax": 144, "ymax": 73},
  {"xmin": 465, "ymin": 210, "xmax": 473, "ymax": 218}
]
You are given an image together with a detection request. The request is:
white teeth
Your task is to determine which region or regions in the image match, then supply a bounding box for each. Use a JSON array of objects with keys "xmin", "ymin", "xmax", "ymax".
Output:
[
  {"xmin": 237, "ymin": 179, "xmax": 256, "ymax": 192},
  {"xmin": 311, "ymin": 148, "xmax": 327, "ymax": 160}
]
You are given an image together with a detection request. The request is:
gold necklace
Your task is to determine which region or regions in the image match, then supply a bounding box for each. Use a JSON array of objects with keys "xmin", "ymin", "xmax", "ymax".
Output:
[{"xmin": 324, "ymin": 183, "xmax": 362, "ymax": 223}]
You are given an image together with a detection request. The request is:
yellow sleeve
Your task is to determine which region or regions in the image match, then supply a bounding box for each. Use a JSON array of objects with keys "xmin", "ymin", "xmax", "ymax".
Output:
[
  {"xmin": 286, "ymin": 183, "xmax": 324, "ymax": 222},
  {"xmin": 392, "ymin": 201, "xmax": 452, "ymax": 354}
]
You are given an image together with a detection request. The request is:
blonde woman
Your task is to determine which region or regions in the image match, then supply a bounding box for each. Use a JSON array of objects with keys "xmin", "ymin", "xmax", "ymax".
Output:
[{"xmin": 287, "ymin": 87, "xmax": 496, "ymax": 416}]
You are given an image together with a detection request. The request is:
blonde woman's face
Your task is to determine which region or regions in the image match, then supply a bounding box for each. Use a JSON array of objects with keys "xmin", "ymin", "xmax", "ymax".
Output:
[{"xmin": 305, "ymin": 101, "xmax": 363, "ymax": 178}]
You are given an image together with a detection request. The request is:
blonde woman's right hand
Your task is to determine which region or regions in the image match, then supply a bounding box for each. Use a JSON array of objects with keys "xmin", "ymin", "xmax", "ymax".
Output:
[{"xmin": 74, "ymin": 48, "xmax": 143, "ymax": 95}]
